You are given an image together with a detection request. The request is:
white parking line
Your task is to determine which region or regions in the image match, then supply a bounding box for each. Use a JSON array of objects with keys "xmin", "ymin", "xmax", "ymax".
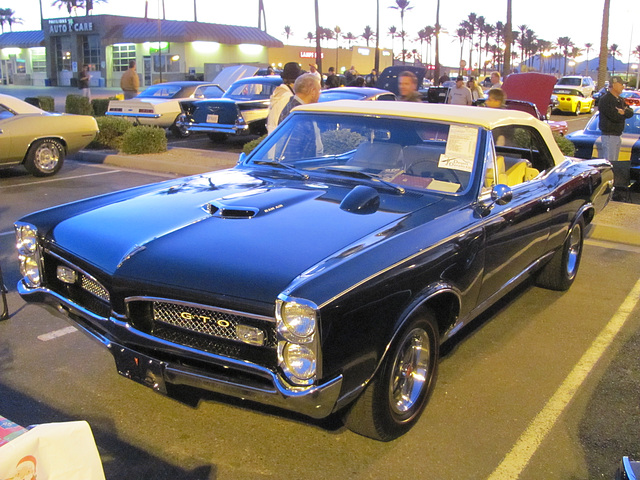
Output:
[
  {"xmin": 0, "ymin": 170, "xmax": 122, "ymax": 189},
  {"xmin": 37, "ymin": 326, "xmax": 78, "ymax": 342},
  {"xmin": 487, "ymin": 276, "xmax": 640, "ymax": 480}
]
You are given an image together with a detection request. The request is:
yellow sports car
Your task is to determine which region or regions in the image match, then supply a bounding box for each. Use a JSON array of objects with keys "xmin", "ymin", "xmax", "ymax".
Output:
[
  {"xmin": 0, "ymin": 94, "xmax": 98, "ymax": 176},
  {"xmin": 551, "ymin": 87, "xmax": 595, "ymax": 115}
]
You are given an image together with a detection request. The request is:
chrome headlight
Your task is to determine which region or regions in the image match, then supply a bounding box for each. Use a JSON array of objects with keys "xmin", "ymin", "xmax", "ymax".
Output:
[
  {"xmin": 276, "ymin": 295, "xmax": 319, "ymax": 386},
  {"xmin": 15, "ymin": 222, "xmax": 42, "ymax": 288}
]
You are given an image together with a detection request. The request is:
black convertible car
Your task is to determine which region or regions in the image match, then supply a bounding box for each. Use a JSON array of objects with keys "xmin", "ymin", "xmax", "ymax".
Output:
[{"xmin": 15, "ymin": 101, "xmax": 612, "ymax": 441}]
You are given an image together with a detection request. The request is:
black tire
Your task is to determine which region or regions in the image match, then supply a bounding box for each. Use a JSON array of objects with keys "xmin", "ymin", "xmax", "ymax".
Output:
[
  {"xmin": 574, "ymin": 102, "xmax": 581, "ymax": 116},
  {"xmin": 344, "ymin": 309, "xmax": 439, "ymax": 441},
  {"xmin": 208, "ymin": 132, "xmax": 228, "ymax": 143},
  {"xmin": 170, "ymin": 117, "xmax": 190, "ymax": 138},
  {"xmin": 536, "ymin": 218, "xmax": 584, "ymax": 291},
  {"xmin": 24, "ymin": 138, "xmax": 65, "ymax": 177}
]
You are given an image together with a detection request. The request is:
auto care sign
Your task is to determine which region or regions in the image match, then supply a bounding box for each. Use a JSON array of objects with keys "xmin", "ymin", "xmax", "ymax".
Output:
[{"xmin": 0, "ymin": 420, "xmax": 105, "ymax": 480}]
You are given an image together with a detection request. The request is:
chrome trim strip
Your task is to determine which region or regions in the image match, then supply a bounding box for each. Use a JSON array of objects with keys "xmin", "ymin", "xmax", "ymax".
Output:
[
  {"xmin": 125, "ymin": 296, "xmax": 275, "ymax": 323},
  {"xmin": 105, "ymin": 112, "xmax": 161, "ymax": 119},
  {"xmin": 17, "ymin": 282, "xmax": 342, "ymax": 418}
]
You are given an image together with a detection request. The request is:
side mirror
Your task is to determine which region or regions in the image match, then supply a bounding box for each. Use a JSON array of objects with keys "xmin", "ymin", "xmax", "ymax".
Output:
[
  {"xmin": 475, "ymin": 184, "xmax": 513, "ymax": 217},
  {"xmin": 237, "ymin": 152, "xmax": 247, "ymax": 165}
]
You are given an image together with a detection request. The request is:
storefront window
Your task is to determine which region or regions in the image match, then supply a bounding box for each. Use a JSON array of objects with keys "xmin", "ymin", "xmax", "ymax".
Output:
[
  {"xmin": 153, "ymin": 54, "xmax": 180, "ymax": 73},
  {"xmin": 82, "ymin": 35, "xmax": 101, "ymax": 71},
  {"xmin": 54, "ymin": 36, "xmax": 73, "ymax": 72},
  {"xmin": 30, "ymin": 48, "xmax": 47, "ymax": 73},
  {"xmin": 112, "ymin": 43, "xmax": 136, "ymax": 72}
]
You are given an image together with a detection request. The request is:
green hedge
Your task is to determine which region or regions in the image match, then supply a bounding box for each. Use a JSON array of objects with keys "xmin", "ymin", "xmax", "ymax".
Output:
[
  {"xmin": 87, "ymin": 117, "xmax": 134, "ymax": 150},
  {"xmin": 554, "ymin": 132, "xmax": 576, "ymax": 156},
  {"xmin": 38, "ymin": 96, "xmax": 55, "ymax": 112},
  {"xmin": 65, "ymin": 94, "xmax": 93, "ymax": 115},
  {"xmin": 242, "ymin": 134, "xmax": 267, "ymax": 155},
  {"xmin": 120, "ymin": 125, "xmax": 167, "ymax": 155},
  {"xmin": 91, "ymin": 98, "xmax": 111, "ymax": 117}
]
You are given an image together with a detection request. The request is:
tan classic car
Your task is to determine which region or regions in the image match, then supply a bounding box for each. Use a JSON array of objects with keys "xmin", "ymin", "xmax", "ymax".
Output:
[{"xmin": 0, "ymin": 94, "xmax": 98, "ymax": 177}]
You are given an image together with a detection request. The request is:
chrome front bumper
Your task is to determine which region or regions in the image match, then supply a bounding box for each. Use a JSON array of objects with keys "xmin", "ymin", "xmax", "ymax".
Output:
[{"xmin": 18, "ymin": 281, "xmax": 343, "ymax": 419}]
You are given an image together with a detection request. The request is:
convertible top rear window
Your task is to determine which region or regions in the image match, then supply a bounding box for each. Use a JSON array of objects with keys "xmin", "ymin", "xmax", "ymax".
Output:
[{"xmin": 250, "ymin": 113, "xmax": 482, "ymax": 194}]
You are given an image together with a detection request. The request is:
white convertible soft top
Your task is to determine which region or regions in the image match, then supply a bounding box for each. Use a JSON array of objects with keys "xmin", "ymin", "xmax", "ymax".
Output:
[{"xmin": 294, "ymin": 100, "xmax": 566, "ymax": 165}]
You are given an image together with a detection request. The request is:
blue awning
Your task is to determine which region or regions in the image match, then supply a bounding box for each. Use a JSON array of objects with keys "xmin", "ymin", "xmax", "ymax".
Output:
[{"xmin": 0, "ymin": 31, "xmax": 45, "ymax": 48}]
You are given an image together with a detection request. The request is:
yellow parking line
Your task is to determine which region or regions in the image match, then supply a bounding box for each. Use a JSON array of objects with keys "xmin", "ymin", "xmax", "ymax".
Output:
[{"xmin": 488, "ymin": 277, "xmax": 640, "ymax": 480}]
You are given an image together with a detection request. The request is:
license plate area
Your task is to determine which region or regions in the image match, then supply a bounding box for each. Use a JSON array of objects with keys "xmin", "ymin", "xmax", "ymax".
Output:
[
  {"xmin": 111, "ymin": 344, "xmax": 168, "ymax": 394},
  {"xmin": 206, "ymin": 114, "xmax": 219, "ymax": 123}
]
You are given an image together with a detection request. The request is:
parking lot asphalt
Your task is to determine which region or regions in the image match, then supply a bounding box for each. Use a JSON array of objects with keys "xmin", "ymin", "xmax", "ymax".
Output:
[{"xmin": 71, "ymin": 147, "xmax": 640, "ymax": 248}]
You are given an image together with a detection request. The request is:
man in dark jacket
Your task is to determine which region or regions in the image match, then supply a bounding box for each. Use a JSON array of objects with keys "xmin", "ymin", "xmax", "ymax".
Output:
[{"xmin": 598, "ymin": 76, "xmax": 634, "ymax": 162}]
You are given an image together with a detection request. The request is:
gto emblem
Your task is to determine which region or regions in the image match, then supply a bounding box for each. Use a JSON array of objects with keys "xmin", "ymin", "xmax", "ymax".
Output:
[{"xmin": 180, "ymin": 312, "xmax": 231, "ymax": 328}]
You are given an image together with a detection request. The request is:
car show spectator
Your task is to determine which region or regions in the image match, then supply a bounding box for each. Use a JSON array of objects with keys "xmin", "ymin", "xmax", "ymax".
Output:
[
  {"xmin": 397, "ymin": 71, "xmax": 422, "ymax": 102},
  {"xmin": 485, "ymin": 88, "xmax": 506, "ymax": 108},
  {"xmin": 79, "ymin": 64, "xmax": 91, "ymax": 101},
  {"xmin": 467, "ymin": 77, "xmax": 484, "ymax": 103},
  {"xmin": 120, "ymin": 60, "xmax": 140, "ymax": 99},
  {"xmin": 308, "ymin": 63, "xmax": 322, "ymax": 82},
  {"xmin": 486, "ymin": 71, "xmax": 502, "ymax": 91},
  {"xmin": 447, "ymin": 76, "xmax": 473, "ymax": 105},
  {"xmin": 325, "ymin": 67, "xmax": 341, "ymax": 89},
  {"xmin": 278, "ymin": 73, "xmax": 322, "ymax": 124},
  {"xmin": 266, "ymin": 61, "xmax": 302, "ymax": 133},
  {"xmin": 597, "ymin": 76, "xmax": 634, "ymax": 163},
  {"xmin": 365, "ymin": 69, "xmax": 378, "ymax": 87}
]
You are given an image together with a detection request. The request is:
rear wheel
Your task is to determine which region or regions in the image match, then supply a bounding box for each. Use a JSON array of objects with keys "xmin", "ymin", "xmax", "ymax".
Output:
[
  {"xmin": 24, "ymin": 138, "xmax": 64, "ymax": 177},
  {"xmin": 536, "ymin": 218, "xmax": 584, "ymax": 291},
  {"xmin": 574, "ymin": 102, "xmax": 581, "ymax": 116},
  {"xmin": 170, "ymin": 116, "xmax": 190, "ymax": 138},
  {"xmin": 344, "ymin": 309, "xmax": 439, "ymax": 441}
]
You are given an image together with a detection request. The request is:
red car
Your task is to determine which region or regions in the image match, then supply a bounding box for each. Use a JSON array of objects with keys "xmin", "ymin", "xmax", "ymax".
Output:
[{"xmin": 621, "ymin": 90, "xmax": 640, "ymax": 107}]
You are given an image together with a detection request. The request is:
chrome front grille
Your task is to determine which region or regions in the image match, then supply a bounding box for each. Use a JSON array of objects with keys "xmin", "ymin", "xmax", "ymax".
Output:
[
  {"xmin": 80, "ymin": 275, "xmax": 110, "ymax": 302},
  {"xmin": 151, "ymin": 300, "xmax": 277, "ymax": 348}
]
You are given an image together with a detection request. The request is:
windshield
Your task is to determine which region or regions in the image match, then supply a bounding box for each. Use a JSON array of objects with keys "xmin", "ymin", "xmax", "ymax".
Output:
[
  {"xmin": 137, "ymin": 84, "xmax": 182, "ymax": 99},
  {"xmin": 249, "ymin": 113, "xmax": 481, "ymax": 194},
  {"xmin": 557, "ymin": 78, "xmax": 581, "ymax": 86},
  {"xmin": 223, "ymin": 82, "xmax": 279, "ymax": 101},
  {"xmin": 586, "ymin": 112, "xmax": 640, "ymax": 134}
]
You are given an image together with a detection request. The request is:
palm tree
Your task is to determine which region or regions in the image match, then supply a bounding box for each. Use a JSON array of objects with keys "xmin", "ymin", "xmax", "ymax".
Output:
[
  {"xmin": 314, "ymin": 0, "xmax": 322, "ymax": 72},
  {"xmin": 334, "ymin": 26, "xmax": 341, "ymax": 73},
  {"xmin": 52, "ymin": 0, "xmax": 104, "ymax": 15},
  {"xmin": 258, "ymin": 0, "xmax": 266, "ymax": 31},
  {"xmin": 344, "ymin": 32, "xmax": 356, "ymax": 48},
  {"xmin": 306, "ymin": 32, "xmax": 315, "ymax": 45},
  {"xmin": 633, "ymin": 45, "xmax": 640, "ymax": 88},
  {"xmin": 434, "ymin": 0, "xmax": 441, "ymax": 83},
  {"xmin": 517, "ymin": 24, "xmax": 528, "ymax": 67},
  {"xmin": 556, "ymin": 36, "xmax": 573, "ymax": 75},
  {"xmin": 375, "ymin": 0, "xmax": 380, "ymax": 73},
  {"xmin": 417, "ymin": 28, "xmax": 428, "ymax": 65},
  {"xmin": 597, "ymin": 0, "xmax": 610, "ymax": 88},
  {"xmin": 455, "ymin": 26, "xmax": 469, "ymax": 74},
  {"xmin": 465, "ymin": 13, "xmax": 477, "ymax": 73},
  {"xmin": 283, "ymin": 26, "xmax": 293, "ymax": 44},
  {"xmin": 388, "ymin": 26, "xmax": 398, "ymax": 55},
  {"xmin": 609, "ymin": 43, "xmax": 621, "ymax": 76},
  {"xmin": 362, "ymin": 26, "xmax": 375, "ymax": 47},
  {"xmin": 584, "ymin": 42, "xmax": 593, "ymax": 77},
  {"xmin": 475, "ymin": 16, "xmax": 485, "ymax": 74},
  {"xmin": 503, "ymin": 0, "xmax": 513, "ymax": 77},
  {"xmin": 389, "ymin": 0, "xmax": 413, "ymax": 63},
  {"xmin": 481, "ymin": 23, "xmax": 495, "ymax": 74}
]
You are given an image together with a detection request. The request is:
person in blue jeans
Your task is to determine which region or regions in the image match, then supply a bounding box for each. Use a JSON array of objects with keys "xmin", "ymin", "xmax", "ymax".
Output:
[{"xmin": 598, "ymin": 76, "xmax": 633, "ymax": 162}]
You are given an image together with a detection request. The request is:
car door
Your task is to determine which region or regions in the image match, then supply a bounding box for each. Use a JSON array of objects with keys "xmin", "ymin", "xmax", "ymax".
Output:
[{"xmin": 477, "ymin": 126, "xmax": 557, "ymax": 304}]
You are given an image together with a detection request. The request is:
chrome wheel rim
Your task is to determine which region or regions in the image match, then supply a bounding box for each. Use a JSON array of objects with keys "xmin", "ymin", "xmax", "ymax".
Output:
[
  {"xmin": 35, "ymin": 143, "xmax": 60, "ymax": 172},
  {"xmin": 566, "ymin": 223, "xmax": 582, "ymax": 279},
  {"xmin": 389, "ymin": 328, "xmax": 431, "ymax": 415}
]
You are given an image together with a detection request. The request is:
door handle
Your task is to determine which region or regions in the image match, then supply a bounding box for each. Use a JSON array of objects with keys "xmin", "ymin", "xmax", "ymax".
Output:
[{"xmin": 541, "ymin": 195, "xmax": 555, "ymax": 207}]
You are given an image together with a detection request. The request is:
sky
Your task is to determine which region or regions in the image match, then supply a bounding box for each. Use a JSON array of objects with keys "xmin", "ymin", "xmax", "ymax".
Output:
[{"xmin": 5, "ymin": 0, "xmax": 640, "ymax": 69}]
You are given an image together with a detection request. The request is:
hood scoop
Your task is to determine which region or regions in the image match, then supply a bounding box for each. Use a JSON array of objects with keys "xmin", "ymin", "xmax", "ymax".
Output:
[
  {"xmin": 205, "ymin": 201, "xmax": 258, "ymax": 219},
  {"xmin": 340, "ymin": 185, "xmax": 380, "ymax": 215}
]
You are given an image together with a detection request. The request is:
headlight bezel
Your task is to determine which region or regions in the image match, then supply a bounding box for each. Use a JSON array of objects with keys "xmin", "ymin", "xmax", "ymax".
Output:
[
  {"xmin": 276, "ymin": 295, "xmax": 320, "ymax": 387},
  {"xmin": 14, "ymin": 222, "xmax": 42, "ymax": 288}
]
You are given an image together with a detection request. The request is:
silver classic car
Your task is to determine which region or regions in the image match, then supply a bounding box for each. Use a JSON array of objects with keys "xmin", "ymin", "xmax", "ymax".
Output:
[{"xmin": 15, "ymin": 101, "xmax": 612, "ymax": 440}]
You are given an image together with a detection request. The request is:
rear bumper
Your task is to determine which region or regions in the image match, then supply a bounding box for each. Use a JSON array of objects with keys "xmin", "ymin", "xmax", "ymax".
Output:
[
  {"xmin": 177, "ymin": 121, "xmax": 250, "ymax": 135},
  {"xmin": 18, "ymin": 280, "xmax": 343, "ymax": 419}
]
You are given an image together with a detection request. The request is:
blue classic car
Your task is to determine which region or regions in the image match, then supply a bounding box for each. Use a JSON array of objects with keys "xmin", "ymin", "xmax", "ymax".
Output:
[
  {"xmin": 15, "ymin": 102, "xmax": 612, "ymax": 441},
  {"xmin": 566, "ymin": 106, "xmax": 640, "ymax": 180},
  {"xmin": 176, "ymin": 75, "xmax": 283, "ymax": 141}
]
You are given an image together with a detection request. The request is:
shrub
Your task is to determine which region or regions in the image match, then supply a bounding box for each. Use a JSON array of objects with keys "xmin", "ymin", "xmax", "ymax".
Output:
[
  {"xmin": 554, "ymin": 132, "xmax": 576, "ymax": 156},
  {"xmin": 120, "ymin": 125, "xmax": 167, "ymax": 155},
  {"xmin": 321, "ymin": 129, "xmax": 365, "ymax": 155},
  {"xmin": 65, "ymin": 94, "xmax": 93, "ymax": 115},
  {"xmin": 91, "ymin": 98, "xmax": 111, "ymax": 116},
  {"xmin": 37, "ymin": 96, "xmax": 55, "ymax": 112},
  {"xmin": 87, "ymin": 117, "xmax": 134, "ymax": 150},
  {"xmin": 242, "ymin": 134, "xmax": 267, "ymax": 155}
]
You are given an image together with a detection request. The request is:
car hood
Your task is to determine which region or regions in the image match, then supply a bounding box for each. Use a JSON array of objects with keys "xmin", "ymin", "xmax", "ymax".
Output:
[
  {"xmin": 211, "ymin": 65, "xmax": 259, "ymax": 91},
  {"xmin": 46, "ymin": 169, "xmax": 443, "ymax": 303},
  {"xmin": 502, "ymin": 73, "xmax": 557, "ymax": 118}
]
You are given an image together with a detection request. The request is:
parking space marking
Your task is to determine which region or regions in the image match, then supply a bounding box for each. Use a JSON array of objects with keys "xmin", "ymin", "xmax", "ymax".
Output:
[
  {"xmin": 487, "ymin": 276, "xmax": 640, "ymax": 480},
  {"xmin": 37, "ymin": 326, "xmax": 78, "ymax": 342},
  {"xmin": 0, "ymin": 231, "xmax": 14, "ymax": 237},
  {"xmin": 0, "ymin": 170, "xmax": 122, "ymax": 189}
]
